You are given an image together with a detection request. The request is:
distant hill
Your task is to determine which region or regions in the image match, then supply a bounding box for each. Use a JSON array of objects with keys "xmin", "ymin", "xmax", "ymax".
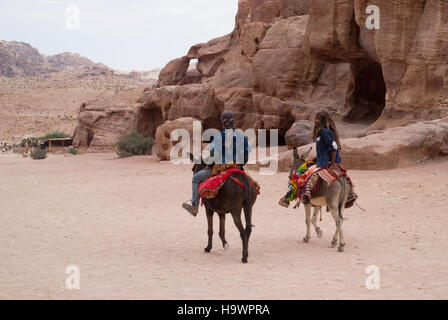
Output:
[
  {"xmin": 0, "ymin": 40, "xmax": 161, "ymax": 141},
  {"xmin": 0, "ymin": 40, "xmax": 109, "ymax": 77}
]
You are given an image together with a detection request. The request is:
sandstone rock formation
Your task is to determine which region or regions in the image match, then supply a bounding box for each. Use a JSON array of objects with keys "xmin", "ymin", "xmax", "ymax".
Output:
[
  {"xmin": 261, "ymin": 117, "xmax": 448, "ymax": 172},
  {"xmin": 341, "ymin": 117, "xmax": 448, "ymax": 170},
  {"xmin": 75, "ymin": 0, "xmax": 349, "ymax": 149},
  {"xmin": 155, "ymin": 117, "xmax": 197, "ymax": 160},
  {"xmin": 285, "ymin": 120, "xmax": 313, "ymax": 149},
  {"xmin": 305, "ymin": 0, "xmax": 448, "ymax": 129},
  {"xmin": 72, "ymin": 89, "xmax": 144, "ymax": 151},
  {"xmin": 73, "ymin": 0, "xmax": 448, "ymax": 169}
]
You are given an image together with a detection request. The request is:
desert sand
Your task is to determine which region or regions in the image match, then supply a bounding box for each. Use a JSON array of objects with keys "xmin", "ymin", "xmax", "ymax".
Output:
[{"xmin": 0, "ymin": 152, "xmax": 447, "ymax": 299}]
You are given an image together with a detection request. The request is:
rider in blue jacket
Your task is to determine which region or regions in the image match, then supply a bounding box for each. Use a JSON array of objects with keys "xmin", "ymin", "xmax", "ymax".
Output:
[{"xmin": 182, "ymin": 112, "xmax": 250, "ymax": 216}]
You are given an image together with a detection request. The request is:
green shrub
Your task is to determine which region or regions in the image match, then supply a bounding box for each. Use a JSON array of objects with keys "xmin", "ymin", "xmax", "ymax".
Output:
[
  {"xmin": 20, "ymin": 137, "xmax": 39, "ymax": 147},
  {"xmin": 30, "ymin": 148, "xmax": 47, "ymax": 160},
  {"xmin": 41, "ymin": 132, "xmax": 70, "ymax": 140},
  {"xmin": 68, "ymin": 147, "xmax": 78, "ymax": 155},
  {"xmin": 117, "ymin": 133, "xmax": 154, "ymax": 158},
  {"xmin": 19, "ymin": 132, "xmax": 70, "ymax": 147}
]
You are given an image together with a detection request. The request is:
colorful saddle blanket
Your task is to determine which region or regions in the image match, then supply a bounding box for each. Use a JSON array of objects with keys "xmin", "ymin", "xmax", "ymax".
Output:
[
  {"xmin": 287, "ymin": 165, "xmax": 355, "ymax": 203},
  {"xmin": 199, "ymin": 169, "xmax": 259, "ymax": 200}
]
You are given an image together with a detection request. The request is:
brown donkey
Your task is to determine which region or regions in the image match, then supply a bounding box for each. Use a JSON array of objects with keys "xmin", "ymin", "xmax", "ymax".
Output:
[{"xmin": 189, "ymin": 154, "xmax": 258, "ymax": 263}]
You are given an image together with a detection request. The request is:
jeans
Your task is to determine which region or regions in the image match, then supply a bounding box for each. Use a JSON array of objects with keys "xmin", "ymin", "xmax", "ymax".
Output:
[{"xmin": 192, "ymin": 169, "xmax": 212, "ymax": 206}]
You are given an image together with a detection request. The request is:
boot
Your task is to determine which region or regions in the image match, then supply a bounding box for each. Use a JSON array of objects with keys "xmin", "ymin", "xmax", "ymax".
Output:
[
  {"xmin": 182, "ymin": 202, "xmax": 198, "ymax": 217},
  {"xmin": 278, "ymin": 197, "xmax": 290, "ymax": 208}
]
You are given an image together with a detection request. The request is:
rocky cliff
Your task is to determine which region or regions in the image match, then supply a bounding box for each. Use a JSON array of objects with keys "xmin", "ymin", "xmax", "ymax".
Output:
[{"xmin": 73, "ymin": 0, "xmax": 448, "ymax": 169}]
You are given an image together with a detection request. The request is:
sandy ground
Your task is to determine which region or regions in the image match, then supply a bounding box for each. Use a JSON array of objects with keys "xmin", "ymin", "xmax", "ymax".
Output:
[{"xmin": 0, "ymin": 152, "xmax": 447, "ymax": 300}]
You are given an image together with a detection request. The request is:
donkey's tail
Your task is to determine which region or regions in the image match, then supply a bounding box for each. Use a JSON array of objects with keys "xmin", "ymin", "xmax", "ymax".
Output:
[
  {"xmin": 338, "ymin": 176, "xmax": 348, "ymax": 221},
  {"xmin": 240, "ymin": 174, "xmax": 254, "ymax": 231}
]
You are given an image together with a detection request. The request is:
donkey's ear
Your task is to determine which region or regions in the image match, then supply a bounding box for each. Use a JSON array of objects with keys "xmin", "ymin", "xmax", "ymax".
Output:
[{"xmin": 303, "ymin": 146, "xmax": 313, "ymax": 161}]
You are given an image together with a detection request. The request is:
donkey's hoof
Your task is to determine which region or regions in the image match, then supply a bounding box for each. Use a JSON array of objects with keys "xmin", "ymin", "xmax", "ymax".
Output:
[
  {"xmin": 204, "ymin": 247, "xmax": 212, "ymax": 253},
  {"xmin": 338, "ymin": 243, "xmax": 346, "ymax": 253},
  {"xmin": 303, "ymin": 236, "xmax": 310, "ymax": 243},
  {"xmin": 223, "ymin": 243, "xmax": 230, "ymax": 250},
  {"xmin": 331, "ymin": 240, "xmax": 338, "ymax": 247},
  {"xmin": 316, "ymin": 228, "xmax": 323, "ymax": 239},
  {"xmin": 242, "ymin": 257, "xmax": 248, "ymax": 264}
]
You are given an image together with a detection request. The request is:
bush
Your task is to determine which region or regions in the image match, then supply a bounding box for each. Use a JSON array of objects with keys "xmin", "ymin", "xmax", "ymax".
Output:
[
  {"xmin": 117, "ymin": 133, "xmax": 154, "ymax": 158},
  {"xmin": 68, "ymin": 147, "xmax": 78, "ymax": 155},
  {"xmin": 30, "ymin": 148, "xmax": 47, "ymax": 160},
  {"xmin": 20, "ymin": 137, "xmax": 39, "ymax": 147},
  {"xmin": 41, "ymin": 132, "xmax": 70, "ymax": 140}
]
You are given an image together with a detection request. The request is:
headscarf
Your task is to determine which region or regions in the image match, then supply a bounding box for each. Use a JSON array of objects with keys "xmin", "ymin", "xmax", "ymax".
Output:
[
  {"xmin": 221, "ymin": 112, "xmax": 235, "ymax": 129},
  {"xmin": 312, "ymin": 111, "xmax": 342, "ymax": 150}
]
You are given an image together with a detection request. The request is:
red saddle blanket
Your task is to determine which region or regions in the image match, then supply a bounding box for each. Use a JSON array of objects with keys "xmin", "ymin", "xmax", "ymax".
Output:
[{"xmin": 199, "ymin": 169, "xmax": 247, "ymax": 199}]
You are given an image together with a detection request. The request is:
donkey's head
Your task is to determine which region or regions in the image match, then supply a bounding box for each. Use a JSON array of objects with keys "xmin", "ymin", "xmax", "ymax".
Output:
[
  {"xmin": 187, "ymin": 152, "xmax": 208, "ymax": 174},
  {"xmin": 288, "ymin": 147, "xmax": 313, "ymax": 180}
]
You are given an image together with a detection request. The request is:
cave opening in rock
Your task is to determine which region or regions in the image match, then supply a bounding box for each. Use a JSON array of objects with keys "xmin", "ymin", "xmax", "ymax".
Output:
[
  {"xmin": 136, "ymin": 108, "xmax": 164, "ymax": 138},
  {"xmin": 87, "ymin": 130, "xmax": 94, "ymax": 147},
  {"xmin": 344, "ymin": 58, "xmax": 387, "ymax": 123},
  {"xmin": 278, "ymin": 123, "xmax": 293, "ymax": 146}
]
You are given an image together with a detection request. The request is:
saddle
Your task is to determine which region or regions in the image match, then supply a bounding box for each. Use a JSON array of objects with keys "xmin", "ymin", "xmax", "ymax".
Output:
[
  {"xmin": 199, "ymin": 168, "xmax": 260, "ymax": 200},
  {"xmin": 288, "ymin": 165, "xmax": 356, "ymax": 208}
]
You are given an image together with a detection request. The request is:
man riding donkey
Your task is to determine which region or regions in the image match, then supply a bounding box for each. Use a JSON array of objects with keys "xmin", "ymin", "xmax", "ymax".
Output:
[
  {"xmin": 278, "ymin": 111, "xmax": 358, "ymax": 252},
  {"xmin": 279, "ymin": 110, "xmax": 358, "ymax": 211},
  {"xmin": 182, "ymin": 112, "xmax": 251, "ymax": 216}
]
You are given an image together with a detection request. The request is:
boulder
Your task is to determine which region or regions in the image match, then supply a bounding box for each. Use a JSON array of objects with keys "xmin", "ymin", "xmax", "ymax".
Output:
[
  {"xmin": 341, "ymin": 117, "xmax": 448, "ymax": 170},
  {"xmin": 73, "ymin": 103, "xmax": 136, "ymax": 151},
  {"xmin": 285, "ymin": 120, "xmax": 314, "ymax": 148},
  {"xmin": 156, "ymin": 56, "xmax": 190, "ymax": 87},
  {"xmin": 155, "ymin": 117, "xmax": 197, "ymax": 160}
]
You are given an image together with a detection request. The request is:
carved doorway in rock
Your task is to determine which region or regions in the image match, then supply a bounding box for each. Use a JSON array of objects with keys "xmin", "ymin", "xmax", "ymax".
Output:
[
  {"xmin": 344, "ymin": 58, "xmax": 387, "ymax": 123},
  {"xmin": 136, "ymin": 108, "xmax": 164, "ymax": 137}
]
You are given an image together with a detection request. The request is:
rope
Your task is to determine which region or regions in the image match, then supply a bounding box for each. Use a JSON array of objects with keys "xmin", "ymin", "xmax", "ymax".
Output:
[{"xmin": 355, "ymin": 201, "xmax": 367, "ymax": 213}]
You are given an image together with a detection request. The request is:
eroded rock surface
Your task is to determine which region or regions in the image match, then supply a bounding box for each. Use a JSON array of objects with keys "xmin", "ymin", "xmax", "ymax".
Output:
[{"xmin": 73, "ymin": 0, "xmax": 448, "ymax": 168}]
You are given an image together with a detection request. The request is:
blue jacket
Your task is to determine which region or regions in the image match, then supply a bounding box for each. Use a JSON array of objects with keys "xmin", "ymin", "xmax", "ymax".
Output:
[
  {"xmin": 316, "ymin": 128, "xmax": 341, "ymax": 168},
  {"xmin": 209, "ymin": 130, "xmax": 250, "ymax": 165}
]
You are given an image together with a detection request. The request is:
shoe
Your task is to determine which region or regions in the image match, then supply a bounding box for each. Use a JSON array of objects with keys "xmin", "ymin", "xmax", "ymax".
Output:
[
  {"xmin": 278, "ymin": 197, "xmax": 290, "ymax": 208},
  {"xmin": 302, "ymin": 195, "xmax": 311, "ymax": 205},
  {"xmin": 182, "ymin": 202, "xmax": 198, "ymax": 217}
]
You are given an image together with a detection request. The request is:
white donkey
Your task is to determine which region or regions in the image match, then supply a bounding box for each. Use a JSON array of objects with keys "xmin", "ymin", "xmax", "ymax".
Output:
[{"xmin": 289, "ymin": 147, "xmax": 351, "ymax": 252}]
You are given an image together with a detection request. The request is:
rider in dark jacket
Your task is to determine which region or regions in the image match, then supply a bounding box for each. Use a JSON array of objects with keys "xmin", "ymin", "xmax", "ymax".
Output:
[
  {"xmin": 182, "ymin": 113, "xmax": 250, "ymax": 216},
  {"xmin": 278, "ymin": 111, "xmax": 343, "ymax": 207}
]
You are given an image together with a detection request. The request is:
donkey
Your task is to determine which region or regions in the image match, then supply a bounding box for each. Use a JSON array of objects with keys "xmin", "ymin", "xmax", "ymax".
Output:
[
  {"xmin": 188, "ymin": 154, "xmax": 258, "ymax": 263},
  {"xmin": 289, "ymin": 147, "xmax": 351, "ymax": 252}
]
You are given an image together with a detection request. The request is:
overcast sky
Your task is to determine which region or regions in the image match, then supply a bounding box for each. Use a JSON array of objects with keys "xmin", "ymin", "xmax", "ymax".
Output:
[{"xmin": 0, "ymin": 0, "xmax": 238, "ymax": 71}]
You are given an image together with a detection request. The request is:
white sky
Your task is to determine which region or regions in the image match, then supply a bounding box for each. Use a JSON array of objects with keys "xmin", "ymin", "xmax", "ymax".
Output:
[{"xmin": 0, "ymin": 0, "xmax": 238, "ymax": 71}]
